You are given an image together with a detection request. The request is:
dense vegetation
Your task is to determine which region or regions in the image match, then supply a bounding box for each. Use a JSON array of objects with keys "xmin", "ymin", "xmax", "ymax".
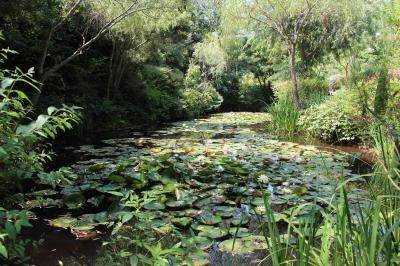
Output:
[{"xmin": 0, "ymin": 0, "xmax": 400, "ymax": 265}]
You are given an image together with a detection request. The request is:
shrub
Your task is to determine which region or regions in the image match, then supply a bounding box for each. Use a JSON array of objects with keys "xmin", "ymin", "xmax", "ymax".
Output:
[
  {"xmin": 298, "ymin": 89, "xmax": 361, "ymax": 143},
  {"xmin": 181, "ymin": 82, "xmax": 223, "ymax": 118},
  {"xmin": 238, "ymin": 73, "xmax": 274, "ymax": 111},
  {"xmin": 0, "ymin": 41, "xmax": 79, "ymax": 263},
  {"xmin": 139, "ymin": 65, "xmax": 184, "ymax": 122},
  {"xmin": 267, "ymin": 98, "xmax": 300, "ymax": 135},
  {"xmin": 274, "ymin": 79, "xmax": 329, "ymax": 108}
]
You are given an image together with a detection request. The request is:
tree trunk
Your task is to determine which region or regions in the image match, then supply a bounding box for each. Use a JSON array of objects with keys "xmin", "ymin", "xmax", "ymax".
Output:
[{"xmin": 288, "ymin": 44, "xmax": 301, "ymax": 109}]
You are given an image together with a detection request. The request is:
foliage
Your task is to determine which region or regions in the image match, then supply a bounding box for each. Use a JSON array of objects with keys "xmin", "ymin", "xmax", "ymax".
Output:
[
  {"xmin": 0, "ymin": 47, "xmax": 80, "ymax": 197},
  {"xmin": 374, "ymin": 68, "xmax": 389, "ymax": 116},
  {"xmin": 0, "ymin": 38, "xmax": 79, "ymax": 264},
  {"xmin": 274, "ymin": 79, "xmax": 329, "ymax": 108},
  {"xmin": 267, "ymin": 99, "xmax": 300, "ymax": 136},
  {"xmin": 139, "ymin": 65, "xmax": 184, "ymax": 122},
  {"xmin": 181, "ymin": 63, "xmax": 223, "ymax": 117},
  {"xmin": 299, "ymin": 89, "xmax": 361, "ymax": 143},
  {"xmin": 0, "ymin": 208, "xmax": 37, "ymax": 264},
  {"xmin": 258, "ymin": 182, "xmax": 400, "ymax": 265},
  {"xmin": 181, "ymin": 82, "xmax": 223, "ymax": 118}
]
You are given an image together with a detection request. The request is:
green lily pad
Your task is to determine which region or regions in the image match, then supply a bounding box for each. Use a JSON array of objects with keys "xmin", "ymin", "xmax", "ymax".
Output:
[
  {"xmin": 143, "ymin": 201, "xmax": 165, "ymax": 210},
  {"xmin": 187, "ymin": 250, "xmax": 209, "ymax": 266},
  {"xmin": 212, "ymin": 206, "xmax": 236, "ymax": 218},
  {"xmin": 228, "ymin": 227, "xmax": 251, "ymax": 238},
  {"xmin": 198, "ymin": 227, "xmax": 229, "ymax": 239},
  {"xmin": 49, "ymin": 215, "xmax": 77, "ymax": 229},
  {"xmin": 292, "ymin": 186, "xmax": 308, "ymax": 196},
  {"xmin": 63, "ymin": 193, "xmax": 86, "ymax": 209},
  {"xmin": 171, "ymin": 217, "xmax": 193, "ymax": 227},
  {"xmin": 88, "ymin": 163, "xmax": 105, "ymax": 172},
  {"xmin": 182, "ymin": 236, "xmax": 213, "ymax": 250},
  {"xmin": 199, "ymin": 212, "xmax": 222, "ymax": 225},
  {"xmin": 231, "ymin": 215, "xmax": 250, "ymax": 226},
  {"xmin": 109, "ymin": 174, "xmax": 126, "ymax": 183},
  {"xmin": 219, "ymin": 235, "xmax": 267, "ymax": 255}
]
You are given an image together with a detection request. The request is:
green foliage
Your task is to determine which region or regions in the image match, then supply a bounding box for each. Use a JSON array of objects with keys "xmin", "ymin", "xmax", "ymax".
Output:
[
  {"xmin": 267, "ymin": 99, "xmax": 300, "ymax": 136},
  {"xmin": 140, "ymin": 65, "xmax": 184, "ymax": 121},
  {"xmin": 181, "ymin": 63, "xmax": 223, "ymax": 117},
  {"xmin": 299, "ymin": 90, "xmax": 360, "ymax": 143},
  {"xmin": 181, "ymin": 83, "xmax": 222, "ymax": 118},
  {"xmin": 274, "ymin": 79, "xmax": 329, "ymax": 108},
  {"xmin": 97, "ymin": 192, "xmax": 198, "ymax": 266},
  {"xmin": 0, "ymin": 208, "xmax": 36, "ymax": 264},
  {"xmin": 0, "ymin": 40, "xmax": 79, "ymax": 264},
  {"xmin": 238, "ymin": 73, "xmax": 274, "ymax": 111},
  {"xmin": 0, "ymin": 64, "xmax": 80, "ymax": 196},
  {"xmin": 374, "ymin": 68, "xmax": 389, "ymax": 116}
]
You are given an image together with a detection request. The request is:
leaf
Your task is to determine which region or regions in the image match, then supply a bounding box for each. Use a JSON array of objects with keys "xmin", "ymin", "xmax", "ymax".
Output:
[
  {"xmin": 1, "ymin": 77, "xmax": 14, "ymax": 92},
  {"xmin": 0, "ymin": 242, "xmax": 8, "ymax": 258},
  {"xmin": 129, "ymin": 255, "xmax": 138, "ymax": 266},
  {"xmin": 47, "ymin": 106, "xmax": 57, "ymax": 115},
  {"xmin": 63, "ymin": 193, "xmax": 86, "ymax": 209}
]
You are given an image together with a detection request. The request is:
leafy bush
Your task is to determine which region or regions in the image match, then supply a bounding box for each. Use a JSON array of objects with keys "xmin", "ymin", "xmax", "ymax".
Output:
[
  {"xmin": 0, "ymin": 40, "xmax": 80, "ymax": 263},
  {"xmin": 181, "ymin": 82, "xmax": 223, "ymax": 118},
  {"xmin": 0, "ymin": 67, "xmax": 80, "ymax": 196},
  {"xmin": 274, "ymin": 79, "xmax": 329, "ymax": 108},
  {"xmin": 238, "ymin": 73, "xmax": 274, "ymax": 111},
  {"xmin": 0, "ymin": 209, "xmax": 39, "ymax": 264},
  {"xmin": 267, "ymin": 99, "xmax": 300, "ymax": 135},
  {"xmin": 298, "ymin": 89, "xmax": 361, "ymax": 143},
  {"xmin": 140, "ymin": 65, "xmax": 184, "ymax": 122}
]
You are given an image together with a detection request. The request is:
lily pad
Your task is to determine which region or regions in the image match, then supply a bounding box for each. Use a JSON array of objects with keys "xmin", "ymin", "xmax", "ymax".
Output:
[
  {"xmin": 228, "ymin": 227, "xmax": 251, "ymax": 238},
  {"xmin": 63, "ymin": 193, "xmax": 86, "ymax": 209},
  {"xmin": 199, "ymin": 212, "xmax": 222, "ymax": 225},
  {"xmin": 143, "ymin": 201, "xmax": 165, "ymax": 210},
  {"xmin": 171, "ymin": 217, "xmax": 193, "ymax": 227},
  {"xmin": 198, "ymin": 227, "xmax": 229, "ymax": 239},
  {"xmin": 219, "ymin": 235, "xmax": 267, "ymax": 255}
]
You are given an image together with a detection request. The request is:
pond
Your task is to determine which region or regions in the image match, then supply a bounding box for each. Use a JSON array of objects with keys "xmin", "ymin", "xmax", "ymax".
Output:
[{"xmin": 25, "ymin": 112, "xmax": 370, "ymax": 265}]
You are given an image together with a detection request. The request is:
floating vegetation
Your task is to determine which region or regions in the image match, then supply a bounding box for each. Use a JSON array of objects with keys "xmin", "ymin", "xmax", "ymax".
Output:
[{"xmin": 26, "ymin": 113, "xmax": 366, "ymax": 263}]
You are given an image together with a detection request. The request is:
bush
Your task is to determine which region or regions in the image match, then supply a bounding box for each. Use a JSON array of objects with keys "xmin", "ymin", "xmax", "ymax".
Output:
[
  {"xmin": 238, "ymin": 73, "xmax": 274, "ymax": 111},
  {"xmin": 274, "ymin": 79, "xmax": 329, "ymax": 108},
  {"xmin": 267, "ymin": 99, "xmax": 300, "ymax": 135},
  {"xmin": 298, "ymin": 89, "xmax": 361, "ymax": 143},
  {"xmin": 0, "ymin": 41, "xmax": 79, "ymax": 263},
  {"xmin": 181, "ymin": 82, "xmax": 223, "ymax": 118},
  {"xmin": 140, "ymin": 65, "xmax": 184, "ymax": 122}
]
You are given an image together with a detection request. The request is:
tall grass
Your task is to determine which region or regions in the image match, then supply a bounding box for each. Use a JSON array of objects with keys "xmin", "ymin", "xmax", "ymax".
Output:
[
  {"xmin": 257, "ymin": 126, "xmax": 400, "ymax": 265},
  {"xmin": 267, "ymin": 99, "xmax": 300, "ymax": 136}
]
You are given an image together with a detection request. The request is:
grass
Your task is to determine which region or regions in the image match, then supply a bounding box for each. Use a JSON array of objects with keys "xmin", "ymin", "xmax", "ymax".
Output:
[
  {"xmin": 267, "ymin": 99, "xmax": 300, "ymax": 136},
  {"xmin": 256, "ymin": 125, "xmax": 400, "ymax": 265}
]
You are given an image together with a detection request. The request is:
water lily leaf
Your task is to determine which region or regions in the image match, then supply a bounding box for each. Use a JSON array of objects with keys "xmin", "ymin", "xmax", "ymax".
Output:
[
  {"xmin": 199, "ymin": 212, "xmax": 222, "ymax": 225},
  {"xmin": 198, "ymin": 227, "xmax": 228, "ymax": 239},
  {"xmin": 49, "ymin": 215, "xmax": 77, "ymax": 229},
  {"xmin": 88, "ymin": 163, "xmax": 105, "ymax": 172},
  {"xmin": 182, "ymin": 236, "xmax": 213, "ymax": 250},
  {"xmin": 228, "ymin": 227, "xmax": 251, "ymax": 238},
  {"xmin": 63, "ymin": 193, "xmax": 86, "ymax": 209},
  {"xmin": 292, "ymin": 186, "xmax": 308, "ymax": 196},
  {"xmin": 211, "ymin": 206, "xmax": 236, "ymax": 218},
  {"xmin": 109, "ymin": 174, "xmax": 126, "ymax": 183},
  {"xmin": 219, "ymin": 235, "xmax": 267, "ymax": 255},
  {"xmin": 143, "ymin": 201, "xmax": 165, "ymax": 210},
  {"xmin": 187, "ymin": 250, "xmax": 209, "ymax": 266},
  {"xmin": 171, "ymin": 217, "xmax": 193, "ymax": 227}
]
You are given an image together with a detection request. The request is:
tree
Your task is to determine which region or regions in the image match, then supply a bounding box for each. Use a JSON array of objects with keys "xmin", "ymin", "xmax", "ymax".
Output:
[
  {"xmin": 242, "ymin": 0, "xmax": 361, "ymax": 108},
  {"xmin": 34, "ymin": 0, "xmax": 182, "ymax": 104}
]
